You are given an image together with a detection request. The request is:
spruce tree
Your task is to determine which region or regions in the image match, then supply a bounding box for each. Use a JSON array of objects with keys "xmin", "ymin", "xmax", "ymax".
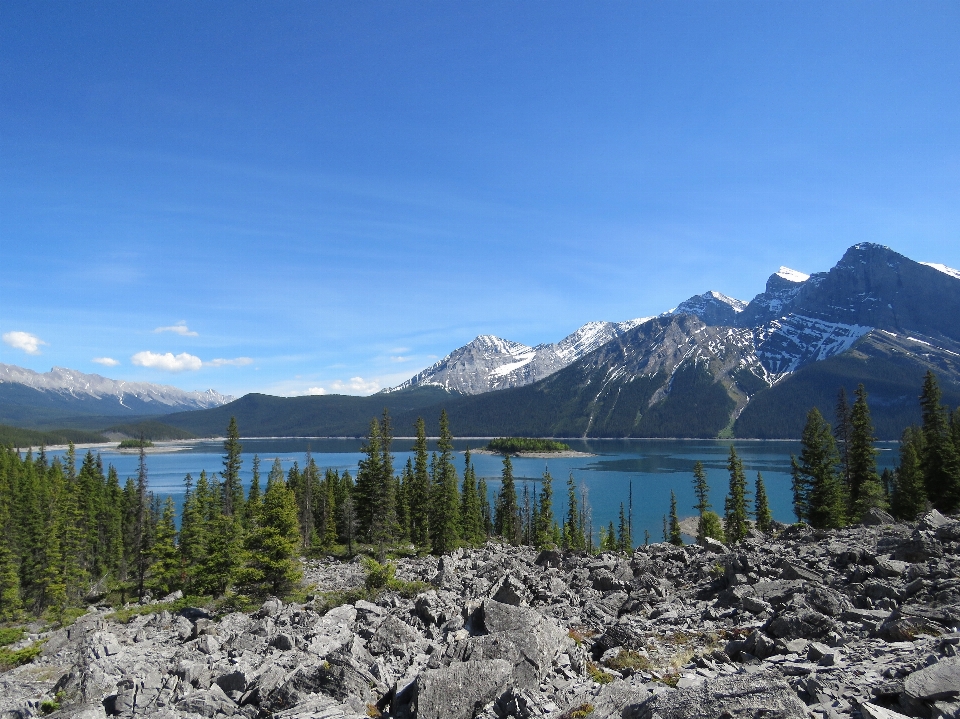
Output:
[
  {"xmin": 795, "ymin": 408, "xmax": 845, "ymax": 529},
  {"xmin": 372, "ymin": 409, "xmax": 399, "ymax": 561},
  {"xmin": 460, "ymin": 449, "xmax": 484, "ymax": 546},
  {"xmin": 754, "ymin": 472, "xmax": 773, "ymax": 534},
  {"xmin": 355, "ymin": 418, "xmax": 382, "ymax": 542},
  {"xmin": 495, "ymin": 455, "xmax": 520, "ymax": 545},
  {"xmin": 221, "ymin": 418, "xmax": 244, "ymax": 518},
  {"xmin": 617, "ymin": 502, "xmax": 632, "ymax": 552},
  {"xmin": 429, "ymin": 410, "xmax": 461, "ymax": 554},
  {"xmin": 891, "ymin": 427, "xmax": 927, "ymax": 521},
  {"xmin": 149, "ymin": 497, "xmax": 180, "ymax": 597},
  {"xmin": 534, "ymin": 468, "xmax": 555, "ymax": 549},
  {"xmin": 692, "ymin": 461, "xmax": 713, "ymax": 542},
  {"xmin": 134, "ymin": 442, "xmax": 152, "ymax": 600},
  {"xmin": 245, "ymin": 455, "xmax": 263, "ymax": 529},
  {"xmin": 478, "ymin": 477, "xmax": 492, "ymax": 537},
  {"xmin": 919, "ymin": 371, "xmax": 960, "ymax": 512},
  {"xmin": 668, "ymin": 490, "xmax": 682, "ymax": 546},
  {"xmin": 849, "ymin": 384, "xmax": 885, "ymax": 519},
  {"xmin": 409, "ymin": 417, "xmax": 432, "ymax": 550},
  {"xmin": 0, "ymin": 470, "xmax": 22, "ymax": 620},
  {"xmin": 564, "ymin": 474, "xmax": 584, "ymax": 550},
  {"xmin": 835, "ymin": 387, "xmax": 852, "ymax": 498},
  {"xmin": 241, "ymin": 474, "xmax": 302, "ymax": 596},
  {"xmin": 724, "ymin": 446, "xmax": 750, "ymax": 542}
]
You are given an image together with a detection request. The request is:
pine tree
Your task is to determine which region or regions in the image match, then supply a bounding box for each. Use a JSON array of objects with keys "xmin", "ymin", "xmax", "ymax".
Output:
[
  {"xmin": 754, "ymin": 472, "xmax": 773, "ymax": 534},
  {"xmin": 0, "ymin": 466, "xmax": 22, "ymax": 620},
  {"xmin": 835, "ymin": 387, "xmax": 852, "ymax": 498},
  {"xmin": 534, "ymin": 468, "xmax": 555, "ymax": 549},
  {"xmin": 429, "ymin": 410, "xmax": 460, "ymax": 554},
  {"xmin": 178, "ymin": 473, "xmax": 205, "ymax": 594},
  {"xmin": 355, "ymin": 418, "xmax": 382, "ymax": 542},
  {"xmin": 409, "ymin": 417, "xmax": 432, "ymax": 550},
  {"xmin": 149, "ymin": 497, "xmax": 180, "ymax": 597},
  {"xmin": 478, "ymin": 477, "xmax": 492, "ymax": 537},
  {"xmin": 372, "ymin": 409, "xmax": 399, "ymax": 561},
  {"xmin": 564, "ymin": 474, "xmax": 585, "ymax": 550},
  {"xmin": 241, "ymin": 474, "xmax": 302, "ymax": 596},
  {"xmin": 668, "ymin": 491, "xmax": 682, "ymax": 545},
  {"xmin": 849, "ymin": 384, "xmax": 885, "ymax": 519},
  {"xmin": 891, "ymin": 427, "xmax": 927, "ymax": 521},
  {"xmin": 134, "ymin": 442, "xmax": 152, "ymax": 600},
  {"xmin": 795, "ymin": 407, "xmax": 846, "ymax": 529},
  {"xmin": 919, "ymin": 371, "xmax": 960, "ymax": 513},
  {"xmin": 460, "ymin": 449, "xmax": 484, "ymax": 546},
  {"xmin": 724, "ymin": 446, "xmax": 751, "ymax": 542},
  {"xmin": 245, "ymin": 455, "xmax": 263, "ymax": 529},
  {"xmin": 692, "ymin": 460, "xmax": 713, "ymax": 542},
  {"xmin": 221, "ymin": 418, "xmax": 244, "ymax": 518},
  {"xmin": 617, "ymin": 502, "xmax": 632, "ymax": 552},
  {"xmin": 495, "ymin": 456, "xmax": 520, "ymax": 545}
]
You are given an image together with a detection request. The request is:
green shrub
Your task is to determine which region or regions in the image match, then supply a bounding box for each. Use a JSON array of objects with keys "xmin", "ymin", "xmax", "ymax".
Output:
[
  {"xmin": 586, "ymin": 662, "xmax": 613, "ymax": 684},
  {"xmin": 0, "ymin": 641, "xmax": 43, "ymax": 671},
  {"xmin": 0, "ymin": 628, "xmax": 25, "ymax": 647}
]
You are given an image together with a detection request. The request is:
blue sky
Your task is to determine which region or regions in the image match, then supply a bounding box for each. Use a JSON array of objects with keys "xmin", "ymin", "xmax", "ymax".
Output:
[{"xmin": 2, "ymin": 2, "xmax": 959, "ymax": 398}]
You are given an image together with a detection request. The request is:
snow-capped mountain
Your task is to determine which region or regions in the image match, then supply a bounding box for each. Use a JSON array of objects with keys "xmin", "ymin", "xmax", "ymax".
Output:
[
  {"xmin": 385, "ymin": 318, "xmax": 652, "ymax": 395},
  {"xmin": 0, "ymin": 364, "xmax": 233, "ymax": 422},
  {"xmin": 665, "ymin": 290, "xmax": 747, "ymax": 326}
]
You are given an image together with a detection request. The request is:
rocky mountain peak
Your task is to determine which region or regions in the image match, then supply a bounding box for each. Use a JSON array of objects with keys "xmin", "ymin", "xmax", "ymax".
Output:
[{"xmin": 669, "ymin": 291, "xmax": 748, "ymax": 326}]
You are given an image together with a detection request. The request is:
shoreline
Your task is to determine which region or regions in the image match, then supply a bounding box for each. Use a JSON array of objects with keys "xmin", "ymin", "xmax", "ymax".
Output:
[{"xmin": 469, "ymin": 448, "xmax": 596, "ymax": 458}]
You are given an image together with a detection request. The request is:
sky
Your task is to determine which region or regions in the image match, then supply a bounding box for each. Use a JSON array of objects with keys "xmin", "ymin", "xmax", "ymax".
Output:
[{"xmin": 2, "ymin": 2, "xmax": 960, "ymax": 398}]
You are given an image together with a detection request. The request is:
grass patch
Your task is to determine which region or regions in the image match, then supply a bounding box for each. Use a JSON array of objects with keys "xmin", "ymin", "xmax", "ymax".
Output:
[
  {"xmin": 604, "ymin": 649, "xmax": 652, "ymax": 673},
  {"xmin": 587, "ymin": 662, "xmax": 613, "ymax": 685},
  {"xmin": 565, "ymin": 704, "xmax": 595, "ymax": 719},
  {"xmin": 107, "ymin": 595, "xmax": 211, "ymax": 624},
  {"xmin": 0, "ymin": 641, "xmax": 44, "ymax": 671}
]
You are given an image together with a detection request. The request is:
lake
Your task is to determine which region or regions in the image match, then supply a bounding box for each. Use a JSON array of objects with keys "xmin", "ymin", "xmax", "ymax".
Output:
[{"xmin": 46, "ymin": 438, "xmax": 900, "ymax": 544}]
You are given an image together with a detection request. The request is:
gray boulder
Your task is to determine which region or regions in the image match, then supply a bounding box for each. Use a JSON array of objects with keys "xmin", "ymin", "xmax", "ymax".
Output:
[
  {"xmin": 413, "ymin": 659, "xmax": 512, "ymax": 719},
  {"xmin": 624, "ymin": 669, "xmax": 808, "ymax": 719},
  {"xmin": 903, "ymin": 656, "xmax": 960, "ymax": 713}
]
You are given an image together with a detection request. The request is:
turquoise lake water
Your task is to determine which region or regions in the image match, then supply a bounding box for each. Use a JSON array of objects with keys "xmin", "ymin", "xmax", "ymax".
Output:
[{"xmin": 47, "ymin": 438, "xmax": 900, "ymax": 545}]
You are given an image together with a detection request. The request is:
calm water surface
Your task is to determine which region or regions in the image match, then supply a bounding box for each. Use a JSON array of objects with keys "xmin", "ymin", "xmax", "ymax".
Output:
[{"xmin": 47, "ymin": 438, "xmax": 899, "ymax": 544}]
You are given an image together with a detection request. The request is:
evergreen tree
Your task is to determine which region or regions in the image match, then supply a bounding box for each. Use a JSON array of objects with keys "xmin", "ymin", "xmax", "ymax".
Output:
[
  {"xmin": 692, "ymin": 461, "xmax": 713, "ymax": 542},
  {"xmin": 564, "ymin": 474, "xmax": 585, "ymax": 550},
  {"xmin": 245, "ymin": 455, "xmax": 263, "ymax": 529},
  {"xmin": 919, "ymin": 371, "xmax": 960, "ymax": 512},
  {"xmin": 409, "ymin": 417, "xmax": 432, "ymax": 550},
  {"xmin": 178, "ymin": 473, "xmax": 204, "ymax": 594},
  {"xmin": 891, "ymin": 427, "xmax": 927, "ymax": 521},
  {"xmin": 754, "ymin": 472, "xmax": 773, "ymax": 534},
  {"xmin": 221, "ymin": 418, "xmax": 244, "ymax": 518},
  {"xmin": 0, "ymin": 465, "xmax": 22, "ymax": 620},
  {"xmin": 534, "ymin": 468, "xmax": 555, "ymax": 549},
  {"xmin": 849, "ymin": 384, "xmax": 885, "ymax": 519},
  {"xmin": 478, "ymin": 477, "xmax": 492, "ymax": 537},
  {"xmin": 795, "ymin": 408, "xmax": 846, "ymax": 528},
  {"xmin": 460, "ymin": 449, "xmax": 484, "ymax": 546},
  {"xmin": 834, "ymin": 387, "xmax": 852, "ymax": 497},
  {"xmin": 372, "ymin": 409, "xmax": 399, "ymax": 561},
  {"xmin": 149, "ymin": 497, "xmax": 180, "ymax": 597},
  {"xmin": 617, "ymin": 502, "xmax": 632, "ymax": 552},
  {"xmin": 241, "ymin": 474, "xmax": 302, "ymax": 596},
  {"xmin": 429, "ymin": 410, "xmax": 460, "ymax": 554},
  {"xmin": 723, "ymin": 446, "xmax": 751, "ymax": 542},
  {"xmin": 495, "ymin": 455, "xmax": 520, "ymax": 545},
  {"xmin": 134, "ymin": 442, "xmax": 152, "ymax": 600},
  {"xmin": 355, "ymin": 418, "xmax": 382, "ymax": 542},
  {"xmin": 668, "ymin": 490, "xmax": 682, "ymax": 546}
]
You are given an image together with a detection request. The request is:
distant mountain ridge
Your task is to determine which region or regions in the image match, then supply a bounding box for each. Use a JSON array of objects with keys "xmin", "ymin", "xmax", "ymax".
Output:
[
  {"xmin": 384, "ymin": 317, "xmax": 652, "ymax": 395},
  {"xmin": 0, "ymin": 364, "xmax": 233, "ymax": 427}
]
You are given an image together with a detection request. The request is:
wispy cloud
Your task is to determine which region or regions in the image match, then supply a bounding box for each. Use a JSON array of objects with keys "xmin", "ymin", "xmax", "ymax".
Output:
[
  {"xmin": 153, "ymin": 321, "xmax": 198, "ymax": 337},
  {"xmin": 207, "ymin": 357, "xmax": 253, "ymax": 368},
  {"xmin": 329, "ymin": 376, "xmax": 381, "ymax": 394},
  {"xmin": 131, "ymin": 351, "xmax": 203, "ymax": 372},
  {"xmin": 390, "ymin": 356, "xmax": 409, "ymax": 363},
  {"xmin": 2, "ymin": 331, "xmax": 47, "ymax": 355},
  {"xmin": 92, "ymin": 357, "xmax": 120, "ymax": 367}
]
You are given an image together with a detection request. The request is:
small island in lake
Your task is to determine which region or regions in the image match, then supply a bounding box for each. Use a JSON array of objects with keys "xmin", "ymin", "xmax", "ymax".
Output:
[
  {"xmin": 478, "ymin": 437, "xmax": 594, "ymax": 458},
  {"xmin": 118, "ymin": 438, "xmax": 154, "ymax": 449}
]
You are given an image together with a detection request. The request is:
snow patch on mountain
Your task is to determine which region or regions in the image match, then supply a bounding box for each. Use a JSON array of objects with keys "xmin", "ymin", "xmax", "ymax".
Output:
[
  {"xmin": 0, "ymin": 364, "xmax": 234, "ymax": 410},
  {"xmin": 754, "ymin": 316, "xmax": 872, "ymax": 377},
  {"xmin": 776, "ymin": 266, "xmax": 809, "ymax": 283},
  {"xmin": 921, "ymin": 262, "xmax": 960, "ymax": 281}
]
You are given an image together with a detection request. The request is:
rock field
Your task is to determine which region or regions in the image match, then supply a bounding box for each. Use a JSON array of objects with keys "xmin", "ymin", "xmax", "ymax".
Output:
[{"xmin": 3, "ymin": 509, "xmax": 960, "ymax": 719}]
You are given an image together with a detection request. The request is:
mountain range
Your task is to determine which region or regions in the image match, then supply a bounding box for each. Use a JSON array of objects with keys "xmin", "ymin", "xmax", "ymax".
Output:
[
  {"xmin": 3, "ymin": 243, "xmax": 959, "ymax": 440},
  {"xmin": 0, "ymin": 364, "xmax": 233, "ymax": 428}
]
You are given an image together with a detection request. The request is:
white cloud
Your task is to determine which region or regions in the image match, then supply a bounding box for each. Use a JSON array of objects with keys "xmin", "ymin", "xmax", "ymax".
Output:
[
  {"xmin": 2, "ymin": 331, "xmax": 47, "ymax": 355},
  {"xmin": 153, "ymin": 321, "xmax": 198, "ymax": 337},
  {"xmin": 306, "ymin": 387, "xmax": 327, "ymax": 395},
  {"xmin": 329, "ymin": 376, "xmax": 381, "ymax": 394},
  {"xmin": 207, "ymin": 357, "xmax": 253, "ymax": 368},
  {"xmin": 92, "ymin": 357, "xmax": 120, "ymax": 367},
  {"xmin": 131, "ymin": 351, "xmax": 203, "ymax": 372},
  {"xmin": 390, "ymin": 356, "xmax": 409, "ymax": 363}
]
